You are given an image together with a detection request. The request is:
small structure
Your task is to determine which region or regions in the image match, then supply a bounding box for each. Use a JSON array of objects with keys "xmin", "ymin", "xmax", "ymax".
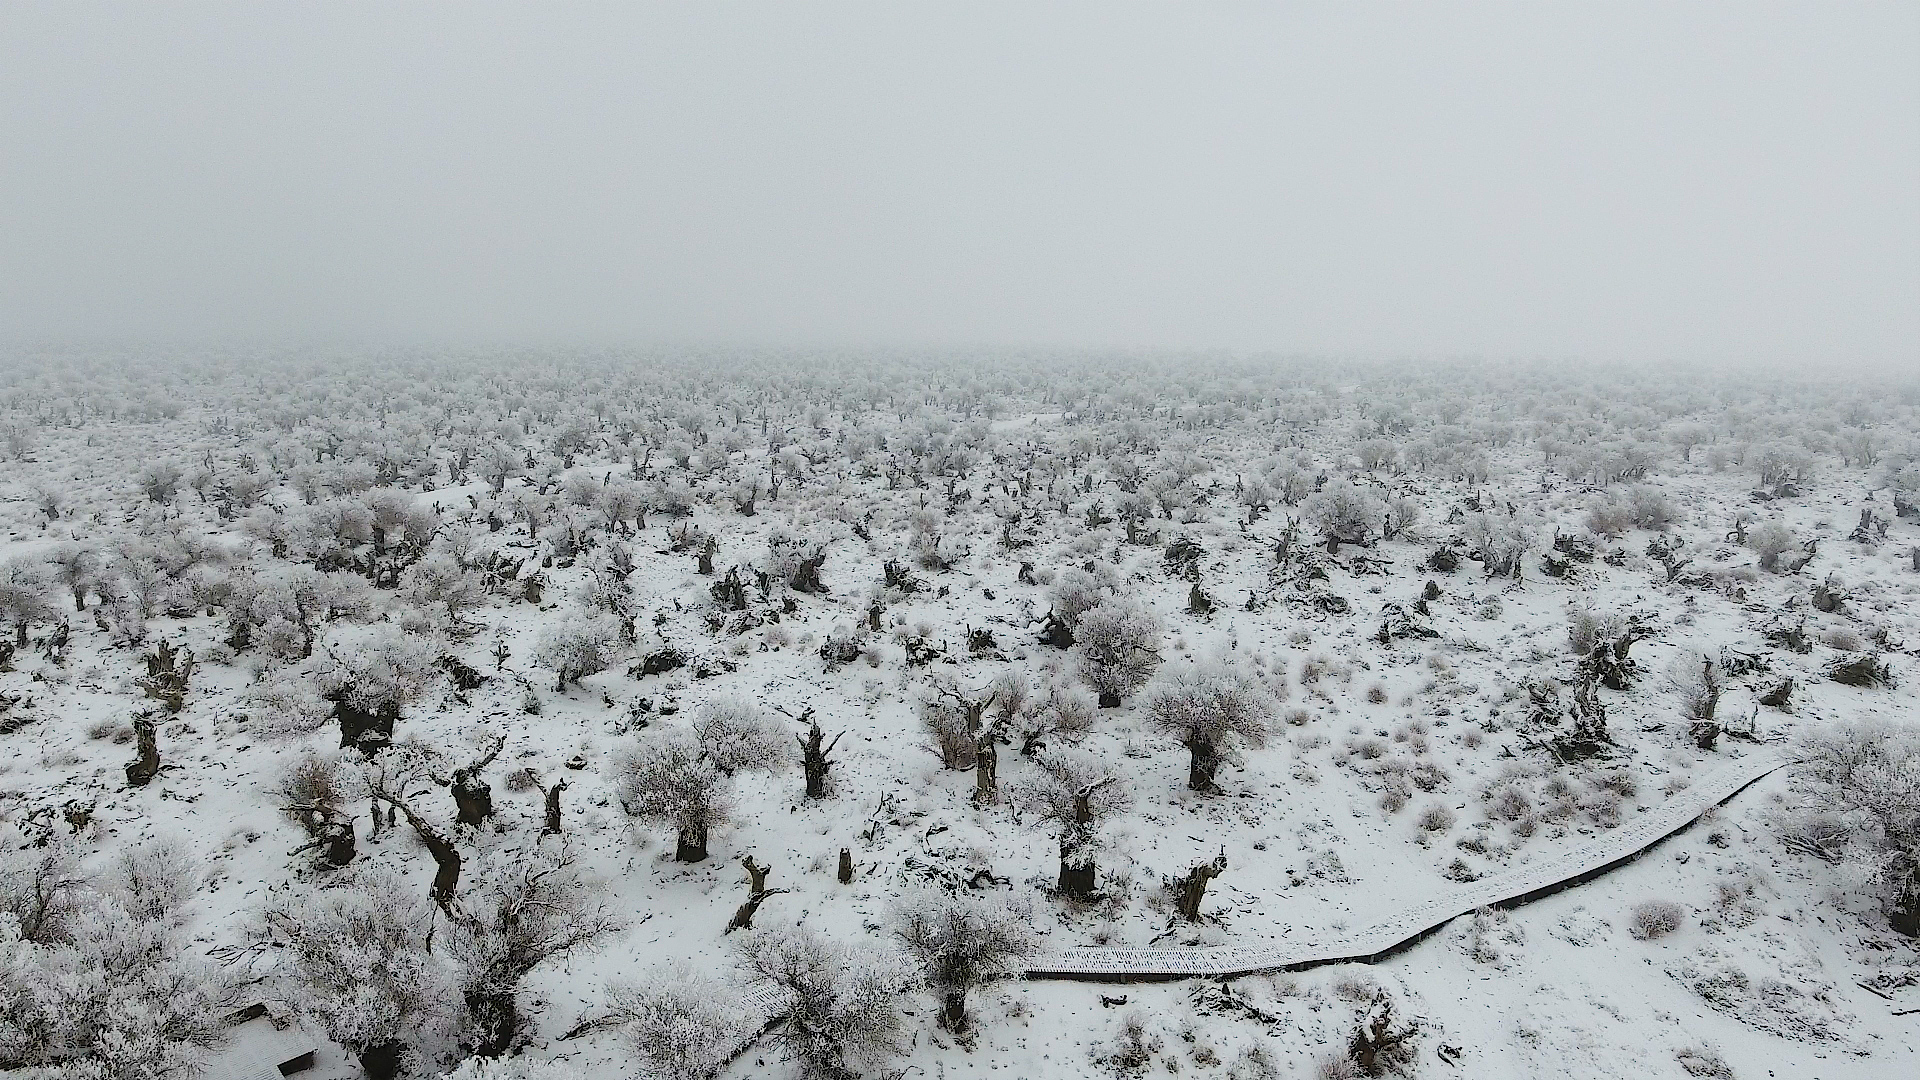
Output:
[{"xmin": 197, "ymin": 1004, "xmax": 319, "ymax": 1080}]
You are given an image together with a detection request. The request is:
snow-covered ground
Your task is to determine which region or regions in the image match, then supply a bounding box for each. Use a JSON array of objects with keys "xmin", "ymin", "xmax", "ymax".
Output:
[{"xmin": 0, "ymin": 352, "xmax": 1915, "ymax": 1080}]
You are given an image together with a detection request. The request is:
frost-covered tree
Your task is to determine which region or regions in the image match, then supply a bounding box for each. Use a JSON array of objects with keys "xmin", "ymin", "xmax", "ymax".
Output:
[
  {"xmin": 1046, "ymin": 567, "xmax": 1111, "ymax": 631},
  {"xmin": 446, "ymin": 843, "xmax": 622, "ymax": 1056},
  {"xmin": 251, "ymin": 865, "xmax": 456, "ymax": 1080},
  {"xmin": 735, "ymin": 927, "xmax": 904, "ymax": 1080},
  {"xmin": 404, "ymin": 552, "xmax": 486, "ymax": 628},
  {"xmin": 0, "ymin": 835, "xmax": 236, "ymax": 1079},
  {"xmin": 691, "ymin": 697, "xmax": 790, "ymax": 774},
  {"xmin": 1462, "ymin": 511, "xmax": 1532, "ymax": 578},
  {"xmin": 606, "ymin": 966, "xmax": 750, "ymax": 1080},
  {"xmin": 613, "ymin": 733, "xmax": 732, "ymax": 862},
  {"xmin": 1786, "ymin": 719, "xmax": 1920, "ymax": 935},
  {"xmin": 1074, "ymin": 599, "xmax": 1161, "ymax": 707},
  {"xmin": 1748, "ymin": 519, "xmax": 1797, "ymax": 572},
  {"xmin": 1145, "ymin": 662, "xmax": 1276, "ymax": 792},
  {"xmin": 1303, "ymin": 481, "xmax": 1386, "ymax": 549},
  {"xmin": 0, "ymin": 560, "xmax": 52, "ymax": 648},
  {"xmin": 894, "ymin": 889, "xmax": 1034, "ymax": 1033},
  {"xmin": 1011, "ymin": 747, "xmax": 1132, "ymax": 898},
  {"xmin": 315, "ymin": 625, "xmax": 441, "ymax": 751},
  {"xmin": 43, "ymin": 543, "xmax": 94, "ymax": 612}
]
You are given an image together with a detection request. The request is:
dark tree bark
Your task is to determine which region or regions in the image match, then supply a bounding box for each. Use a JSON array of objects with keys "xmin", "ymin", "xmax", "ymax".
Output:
[
  {"xmin": 137, "ymin": 642, "xmax": 194, "ymax": 713},
  {"xmin": 1175, "ymin": 854, "xmax": 1228, "ymax": 921},
  {"xmin": 335, "ymin": 699, "xmax": 399, "ymax": 755},
  {"xmin": 941, "ymin": 989, "xmax": 969, "ymax": 1033},
  {"xmin": 357, "ymin": 1039, "xmax": 404, "ymax": 1080},
  {"xmin": 710, "ymin": 567, "xmax": 748, "ymax": 610},
  {"xmin": 972, "ymin": 729, "xmax": 998, "ymax": 804},
  {"xmin": 1892, "ymin": 874, "xmax": 1920, "ymax": 937},
  {"xmin": 1759, "ymin": 677, "xmax": 1795, "ymax": 712},
  {"xmin": 1058, "ymin": 778, "xmax": 1117, "ymax": 900},
  {"xmin": 541, "ymin": 779, "xmax": 567, "ymax": 836},
  {"xmin": 675, "ymin": 823, "xmax": 708, "ymax": 863},
  {"xmin": 288, "ymin": 806, "xmax": 357, "ymax": 868},
  {"xmin": 380, "ymin": 795, "xmax": 462, "ymax": 905},
  {"xmin": 466, "ymin": 989, "xmax": 518, "ymax": 1058},
  {"xmin": 726, "ymin": 856, "xmax": 786, "ymax": 932},
  {"xmin": 1058, "ymin": 844, "xmax": 1096, "ymax": 900},
  {"xmin": 124, "ymin": 714, "xmax": 160, "ymax": 787},
  {"xmin": 447, "ymin": 736, "xmax": 505, "ymax": 827},
  {"xmin": 1185, "ymin": 734, "xmax": 1220, "ymax": 792},
  {"xmin": 797, "ymin": 715, "xmax": 842, "ymax": 799}
]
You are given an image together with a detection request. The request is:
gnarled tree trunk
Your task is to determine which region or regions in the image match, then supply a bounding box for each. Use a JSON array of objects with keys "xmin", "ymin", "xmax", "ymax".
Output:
[
  {"xmin": 675, "ymin": 823, "xmax": 708, "ymax": 863},
  {"xmin": 124, "ymin": 715, "xmax": 160, "ymax": 787},
  {"xmin": 1185, "ymin": 735, "xmax": 1220, "ymax": 792},
  {"xmin": 1175, "ymin": 855, "xmax": 1228, "ymax": 921}
]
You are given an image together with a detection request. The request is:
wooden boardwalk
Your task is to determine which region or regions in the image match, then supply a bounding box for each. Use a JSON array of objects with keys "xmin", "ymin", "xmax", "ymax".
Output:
[
  {"xmin": 730, "ymin": 751, "xmax": 1782, "ymax": 1045},
  {"xmin": 1026, "ymin": 751, "xmax": 1783, "ymax": 980}
]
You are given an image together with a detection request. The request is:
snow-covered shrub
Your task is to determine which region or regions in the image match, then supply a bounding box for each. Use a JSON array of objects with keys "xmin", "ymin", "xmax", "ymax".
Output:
[
  {"xmin": 1747, "ymin": 520, "xmax": 1797, "ymax": 572},
  {"xmin": 1462, "ymin": 511, "xmax": 1532, "ymax": 578},
  {"xmin": 735, "ymin": 927, "xmax": 904, "ymax": 1080},
  {"xmin": 1627, "ymin": 484, "xmax": 1676, "ymax": 530},
  {"xmin": 1098, "ymin": 1010, "xmax": 1164, "ymax": 1077},
  {"xmin": 1048, "ymin": 567, "xmax": 1111, "ymax": 630},
  {"xmin": 404, "ymin": 552, "xmax": 486, "ymax": 626},
  {"xmin": 1674, "ymin": 1046, "xmax": 1735, "ymax": 1078},
  {"xmin": 1013, "ymin": 675, "xmax": 1097, "ymax": 755},
  {"xmin": 691, "ymin": 697, "xmax": 790, "ymax": 773},
  {"xmin": 234, "ymin": 674, "xmax": 334, "ymax": 737},
  {"xmin": 1755, "ymin": 442, "xmax": 1813, "ymax": 488},
  {"xmin": 1303, "ymin": 482, "xmax": 1385, "ymax": 547},
  {"xmin": 919, "ymin": 692, "xmax": 980, "ymax": 770},
  {"xmin": 0, "ymin": 828, "xmax": 86, "ymax": 944},
  {"xmin": 108, "ymin": 835, "xmax": 197, "ymax": 925},
  {"xmin": 1665, "ymin": 652, "xmax": 1724, "ymax": 724},
  {"xmin": 533, "ymin": 611, "xmax": 622, "ymax": 690},
  {"xmin": 1628, "ymin": 899, "xmax": 1686, "ymax": 940},
  {"xmin": 1583, "ymin": 498, "xmax": 1633, "ymax": 538},
  {"xmin": 1416, "ymin": 805, "xmax": 1456, "ymax": 833},
  {"xmin": 0, "ymin": 559, "xmax": 55, "ymax": 646},
  {"xmin": 607, "ymin": 965, "xmax": 750, "ymax": 1080}
]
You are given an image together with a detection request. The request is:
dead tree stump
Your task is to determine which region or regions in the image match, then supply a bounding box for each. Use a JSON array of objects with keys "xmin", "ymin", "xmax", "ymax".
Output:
[
  {"xmin": 1174, "ymin": 854, "xmax": 1228, "ymax": 921},
  {"xmin": 124, "ymin": 714, "xmax": 160, "ymax": 787},
  {"xmin": 542, "ymin": 779, "xmax": 567, "ymax": 836},
  {"xmin": 798, "ymin": 713, "xmax": 842, "ymax": 799}
]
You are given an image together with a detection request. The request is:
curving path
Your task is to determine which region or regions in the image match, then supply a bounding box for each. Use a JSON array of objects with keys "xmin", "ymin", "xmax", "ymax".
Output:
[
  {"xmin": 1026, "ymin": 751, "xmax": 1784, "ymax": 981},
  {"xmin": 728, "ymin": 751, "xmax": 1783, "ymax": 1047}
]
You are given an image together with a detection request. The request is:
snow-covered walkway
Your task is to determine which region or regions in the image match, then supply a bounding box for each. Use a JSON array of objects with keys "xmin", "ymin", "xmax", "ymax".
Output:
[
  {"xmin": 728, "ymin": 751, "xmax": 1782, "ymax": 1048},
  {"xmin": 1026, "ymin": 751, "xmax": 1783, "ymax": 980}
]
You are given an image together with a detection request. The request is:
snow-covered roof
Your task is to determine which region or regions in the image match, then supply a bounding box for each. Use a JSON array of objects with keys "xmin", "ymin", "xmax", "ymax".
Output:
[{"xmin": 196, "ymin": 1009, "xmax": 317, "ymax": 1080}]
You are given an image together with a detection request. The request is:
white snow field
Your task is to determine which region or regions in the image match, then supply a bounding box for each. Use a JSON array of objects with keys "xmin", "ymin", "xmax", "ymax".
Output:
[{"xmin": 0, "ymin": 350, "xmax": 1916, "ymax": 1080}]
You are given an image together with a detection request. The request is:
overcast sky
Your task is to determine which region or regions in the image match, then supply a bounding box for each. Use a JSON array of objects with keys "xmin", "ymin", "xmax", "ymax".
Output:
[{"xmin": 2, "ymin": 2, "xmax": 1915, "ymax": 364}]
